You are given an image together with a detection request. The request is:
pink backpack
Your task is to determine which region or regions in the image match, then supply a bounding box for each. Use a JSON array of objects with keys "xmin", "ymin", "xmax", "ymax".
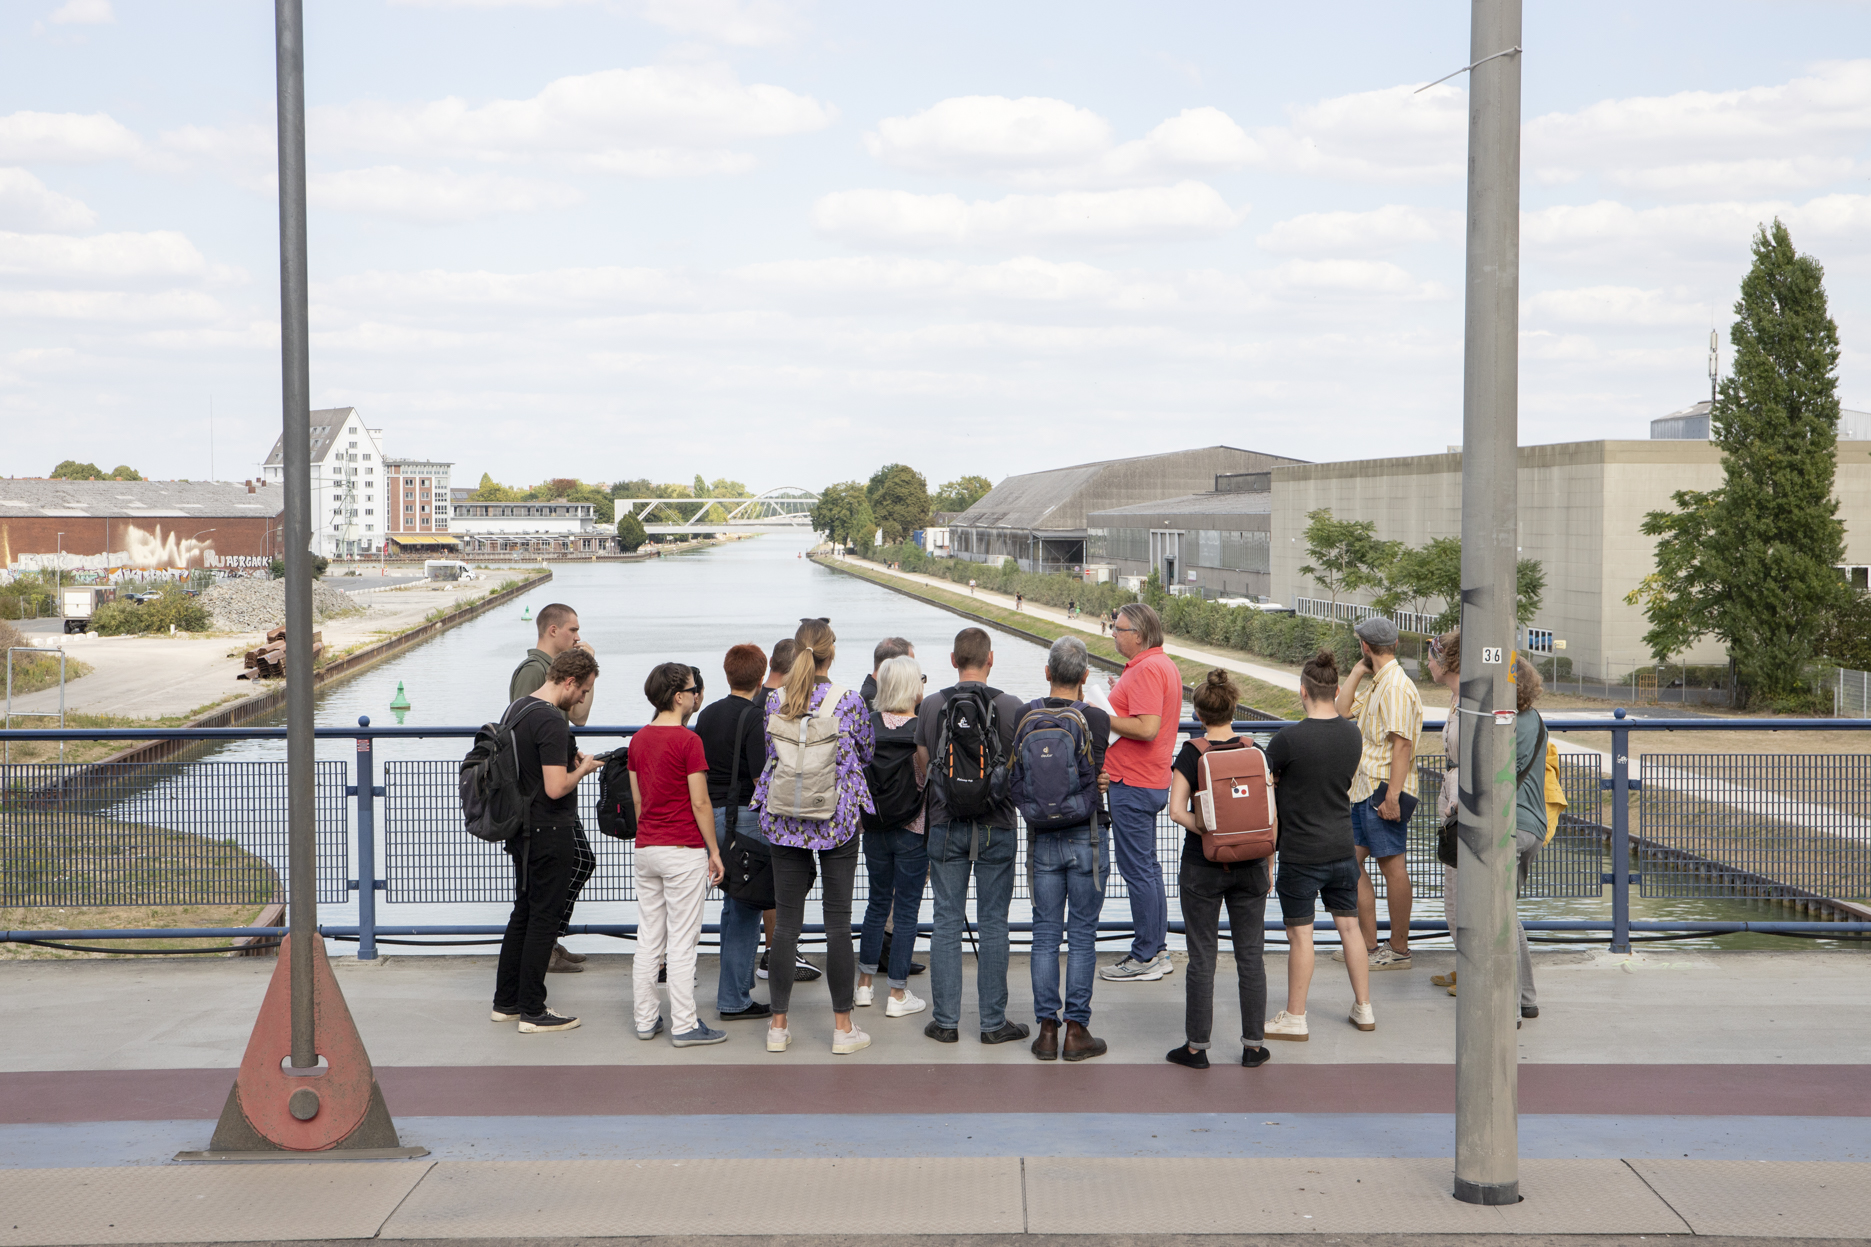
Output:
[{"xmin": 1190, "ymin": 738, "xmax": 1277, "ymax": 863}]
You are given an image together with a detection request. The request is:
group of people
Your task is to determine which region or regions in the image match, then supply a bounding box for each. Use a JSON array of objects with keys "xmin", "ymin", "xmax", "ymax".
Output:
[{"xmin": 488, "ymin": 601, "xmax": 1561, "ymax": 1065}]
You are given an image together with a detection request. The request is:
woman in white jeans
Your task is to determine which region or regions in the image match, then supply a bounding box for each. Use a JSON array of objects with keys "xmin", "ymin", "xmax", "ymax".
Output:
[{"xmin": 628, "ymin": 661, "xmax": 726, "ymax": 1046}]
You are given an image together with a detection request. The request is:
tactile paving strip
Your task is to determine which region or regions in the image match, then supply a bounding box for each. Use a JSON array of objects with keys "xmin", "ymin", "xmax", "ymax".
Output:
[
  {"xmin": 0, "ymin": 1161, "xmax": 433, "ymax": 1246},
  {"xmin": 1629, "ymin": 1159, "xmax": 1871, "ymax": 1237},
  {"xmin": 380, "ymin": 1157, "xmax": 1025, "ymax": 1237},
  {"xmin": 1024, "ymin": 1156, "xmax": 1690, "ymax": 1234}
]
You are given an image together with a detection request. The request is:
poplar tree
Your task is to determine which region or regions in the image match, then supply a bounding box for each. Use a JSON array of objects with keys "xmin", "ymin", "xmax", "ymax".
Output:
[{"xmin": 1632, "ymin": 220, "xmax": 1848, "ymax": 705}]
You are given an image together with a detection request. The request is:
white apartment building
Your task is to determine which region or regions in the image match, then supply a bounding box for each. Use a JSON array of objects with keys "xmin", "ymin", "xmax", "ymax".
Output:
[
  {"xmin": 447, "ymin": 501, "xmax": 597, "ymax": 536},
  {"xmin": 260, "ymin": 407, "xmax": 387, "ymax": 559}
]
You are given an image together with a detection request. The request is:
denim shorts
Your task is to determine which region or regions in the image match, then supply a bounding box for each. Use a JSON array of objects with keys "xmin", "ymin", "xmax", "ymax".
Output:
[
  {"xmin": 1350, "ymin": 783, "xmax": 1415, "ymax": 858},
  {"xmin": 1275, "ymin": 856, "xmax": 1361, "ymax": 928}
]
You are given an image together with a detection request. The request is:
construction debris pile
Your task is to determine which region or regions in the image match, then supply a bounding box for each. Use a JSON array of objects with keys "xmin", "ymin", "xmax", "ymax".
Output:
[
  {"xmin": 240, "ymin": 628, "xmax": 324, "ymax": 680},
  {"xmin": 200, "ymin": 579, "xmax": 359, "ymax": 633}
]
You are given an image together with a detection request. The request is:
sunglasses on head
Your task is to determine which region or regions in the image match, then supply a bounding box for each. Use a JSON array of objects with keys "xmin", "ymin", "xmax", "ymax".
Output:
[{"xmin": 800, "ymin": 616, "xmax": 830, "ymax": 625}]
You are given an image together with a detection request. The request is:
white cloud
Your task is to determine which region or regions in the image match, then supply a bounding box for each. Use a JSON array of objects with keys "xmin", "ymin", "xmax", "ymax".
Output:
[
  {"xmin": 1523, "ymin": 194, "xmax": 1871, "ymax": 266},
  {"xmin": 1251, "ymin": 83, "xmax": 1467, "ymax": 183},
  {"xmin": 0, "ymin": 230, "xmax": 216, "ymax": 282},
  {"xmin": 0, "ymin": 169, "xmax": 98, "ymax": 231},
  {"xmin": 313, "ymin": 63, "xmax": 834, "ymax": 169},
  {"xmin": 1257, "ymin": 205, "xmax": 1457, "ymax": 256},
  {"xmin": 310, "ymin": 166, "xmax": 583, "ymax": 222},
  {"xmin": 1525, "ymin": 286, "xmax": 1711, "ymax": 328},
  {"xmin": 812, "ymin": 182, "xmax": 1246, "ymax": 249},
  {"xmin": 1529, "ymin": 59, "xmax": 1871, "ymax": 197},
  {"xmin": 0, "ymin": 110, "xmax": 142, "ymax": 163},
  {"xmin": 47, "ymin": 0, "xmax": 113, "ymax": 24},
  {"xmin": 1270, "ymin": 258, "xmax": 1449, "ymax": 301},
  {"xmin": 863, "ymin": 97, "xmax": 1257, "ymax": 188},
  {"xmin": 386, "ymin": 0, "xmax": 803, "ymax": 45},
  {"xmin": 0, "ymin": 289, "xmax": 223, "ymax": 323}
]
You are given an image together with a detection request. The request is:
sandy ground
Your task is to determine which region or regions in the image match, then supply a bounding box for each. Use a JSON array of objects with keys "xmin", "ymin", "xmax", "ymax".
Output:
[{"xmin": 6, "ymin": 579, "xmax": 490, "ymax": 721}]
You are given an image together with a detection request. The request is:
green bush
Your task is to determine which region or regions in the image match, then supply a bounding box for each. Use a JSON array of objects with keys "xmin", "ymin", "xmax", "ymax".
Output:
[
  {"xmin": 0, "ymin": 573, "xmax": 58, "ymax": 620},
  {"xmin": 90, "ymin": 586, "xmax": 210, "ymax": 635},
  {"xmin": 871, "ymin": 544, "xmax": 1138, "ymax": 617}
]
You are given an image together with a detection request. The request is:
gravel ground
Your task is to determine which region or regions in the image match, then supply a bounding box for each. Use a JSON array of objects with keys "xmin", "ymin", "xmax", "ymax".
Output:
[{"xmin": 199, "ymin": 578, "xmax": 362, "ymax": 632}]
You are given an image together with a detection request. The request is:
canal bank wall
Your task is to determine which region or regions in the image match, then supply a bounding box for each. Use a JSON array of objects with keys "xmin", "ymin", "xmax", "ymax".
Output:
[
  {"xmin": 91, "ymin": 569, "xmax": 553, "ymax": 771},
  {"xmin": 811, "ymin": 554, "xmax": 1283, "ymax": 720}
]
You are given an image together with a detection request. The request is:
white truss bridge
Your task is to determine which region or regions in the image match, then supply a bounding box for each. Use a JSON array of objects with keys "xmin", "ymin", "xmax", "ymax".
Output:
[{"xmin": 619, "ymin": 487, "xmax": 819, "ymax": 535}]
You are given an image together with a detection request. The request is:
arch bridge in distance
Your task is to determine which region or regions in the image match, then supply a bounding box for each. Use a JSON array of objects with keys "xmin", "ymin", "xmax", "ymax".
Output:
[{"xmin": 619, "ymin": 487, "xmax": 819, "ymax": 535}]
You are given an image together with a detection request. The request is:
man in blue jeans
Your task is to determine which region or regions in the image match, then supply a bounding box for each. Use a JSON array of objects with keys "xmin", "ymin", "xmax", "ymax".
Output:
[
  {"xmin": 1100, "ymin": 603, "xmax": 1184, "ymax": 982},
  {"xmin": 916, "ymin": 627, "xmax": 1030, "ymax": 1045},
  {"xmin": 1021, "ymin": 637, "xmax": 1112, "ymax": 1061},
  {"xmin": 693, "ymin": 643, "xmax": 774, "ymax": 1019}
]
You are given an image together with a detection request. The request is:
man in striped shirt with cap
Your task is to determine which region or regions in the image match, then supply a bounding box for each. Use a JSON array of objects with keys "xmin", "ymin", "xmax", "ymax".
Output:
[{"xmin": 1334, "ymin": 615, "xmax": 1423, "ymax": 971}]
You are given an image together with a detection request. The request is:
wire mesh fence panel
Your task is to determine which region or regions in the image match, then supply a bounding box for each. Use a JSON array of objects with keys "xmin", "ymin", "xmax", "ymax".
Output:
[
  {"xmin": 1638, "ymin": 754, "xmax": 1871, "ymax": 900},
  {"xmin": 0, "ymin": 761, "xmax": 348, "ymax": 906}
]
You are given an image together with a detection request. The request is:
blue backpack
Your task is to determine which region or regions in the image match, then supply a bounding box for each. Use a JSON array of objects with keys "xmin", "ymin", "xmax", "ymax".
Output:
[{"xmin": 1010, "ymin": 700, "xmax": 1098, "ymax": 831}]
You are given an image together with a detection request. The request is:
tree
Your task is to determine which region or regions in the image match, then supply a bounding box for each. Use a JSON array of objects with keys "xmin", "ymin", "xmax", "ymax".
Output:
[
  {"xmin": 472, "ymin": 472, "xmax": 522, "ymax": 502},
  {"xmin": 1628, "ymin": 220, "xmax": 1848, "ymax": 704},
  {"xmin": 869, "ymin": 464, "xmax": 931, "ymax": 544},
  {"xmin": 933, "ymin": 475, "xmax": 993, "ymax": 514},
  {"xmin": 812, "ymin": 482, "xmax": 875, "ymax": 548},
  {"xmin": 615, "ymin": 511, "xmax": 648, "ymax": 552},
  {"xmin": 1298, "ymin": 509, "xmax": 1392, "ymax": 621},
  {"xmin": 108, "ymin": 465, "xmax": 141, "ymax": 480},
  {"xmin": 525, "ymin": 477, "xmax": 615, "ymax": 523},
  {"xmin": 50, "ymin": 460, "xmax": 104, "ymax": 480},
  {"xmin": 1372, "ymin": 534, "xmax": 1543, "ymax": 633}
]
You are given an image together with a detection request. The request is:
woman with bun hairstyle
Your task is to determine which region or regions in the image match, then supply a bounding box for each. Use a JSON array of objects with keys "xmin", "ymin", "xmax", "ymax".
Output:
[
  {"xmin": 1261, "ymin": 650, "xmax": 1373, "ymax": 1042},
  {"xmin": 754, "ymin": 617, "xmax": 876, "ymax": 1055},
  {"xmin": 1165, "ymin": 669, "xmax": 1272, "ymax": 1070}
]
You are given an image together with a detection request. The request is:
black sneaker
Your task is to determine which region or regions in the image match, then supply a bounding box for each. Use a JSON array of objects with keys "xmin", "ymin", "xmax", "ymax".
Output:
[
  {"xmin": 924, "ymin": 1019, "xmax": 959, "ymax": 1043},
  {"xmin": 757, "ymin": 951, "xmax": 770, "ymax": 980},
  {"xmin": 980, "ymin": 1020, "xmax": 1030, "ymax": 1045},
  {"xmin": 1166, "ymin": 1044, "xmax": 1209, "ymax": 1070},
  {"xmin": 793, "ymin": 955, "xmax": 822, "ymax": 982},
  {"xmin": 719, "ymin": 1002, "xmax": 773, "ymax": 1021},
  {"xmin": 518, "ymin": 1008, "xmax": 580, "ymax": 1034},
  {"xmin": 1242, "ymin": 1045, "xmax": 1271, "ymax": 1068}
]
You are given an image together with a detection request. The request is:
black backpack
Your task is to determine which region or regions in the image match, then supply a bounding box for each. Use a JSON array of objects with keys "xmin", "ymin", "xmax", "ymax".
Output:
[
  {"xmin": 459, "ymin": 698, "xmax": 552, "ymax": 843},
  {"xmin": 862, "ymin": 712, "xmax": 923, "ymax": 831},
  {"xmin": 594, "ymin": 747, "xmax": 637, "ymax": 841},
  {"xmin": 930, "ymin": 685, "xmax": 1009, "ymax": 821},
  {"xmin": 1009, "ymin": 699, "xmax": 1098, "ymax": 831}
]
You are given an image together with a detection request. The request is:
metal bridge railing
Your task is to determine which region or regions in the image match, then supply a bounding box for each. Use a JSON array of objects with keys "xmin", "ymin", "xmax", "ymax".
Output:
[{"xmin": 4, "ymin": 712, "xmax": 1870, "ymax": 956}]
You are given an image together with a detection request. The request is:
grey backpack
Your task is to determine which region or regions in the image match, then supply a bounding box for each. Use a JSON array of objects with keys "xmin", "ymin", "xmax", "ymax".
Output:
[{"xmin": 762, "ymin": 684, "xmax": 849, "ymax": 822}]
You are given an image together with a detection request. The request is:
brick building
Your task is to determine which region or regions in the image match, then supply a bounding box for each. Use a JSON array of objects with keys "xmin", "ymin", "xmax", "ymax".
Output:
[{"xmin": 0, "ymin": 479, "xmax": 283, "ymax": 573}]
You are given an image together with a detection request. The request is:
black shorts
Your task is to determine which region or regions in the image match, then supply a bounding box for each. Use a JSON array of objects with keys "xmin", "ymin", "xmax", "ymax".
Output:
[{"xmin": 1275, "ymin": 856, "xmax": 1361, "ymax": 928}]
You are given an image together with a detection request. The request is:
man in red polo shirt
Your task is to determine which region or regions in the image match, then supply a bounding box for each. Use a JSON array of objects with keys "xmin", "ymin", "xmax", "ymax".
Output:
[{"xmin": 1099, "ymin": 603, "xmax": 1184, "ymax": 982}]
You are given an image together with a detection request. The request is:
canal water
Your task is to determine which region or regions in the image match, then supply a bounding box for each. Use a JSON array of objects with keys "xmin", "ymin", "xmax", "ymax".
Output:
[{"xmin": 174, "ymin": 531, "xmax": 1854, "ymax": 955}]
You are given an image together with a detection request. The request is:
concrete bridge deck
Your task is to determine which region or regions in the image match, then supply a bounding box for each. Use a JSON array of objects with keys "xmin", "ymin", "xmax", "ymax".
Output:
[{"xmin": 0, "ymin": 948, "xmax": 1866, "ymax": 1243}]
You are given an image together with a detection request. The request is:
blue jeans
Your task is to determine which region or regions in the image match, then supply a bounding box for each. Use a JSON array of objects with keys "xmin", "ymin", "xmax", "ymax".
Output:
[
  {"xmin": 1029, "ymin": 825, "xmax": 1107, "ymax": 1025},
  {"xmin": 1108, "ymin": 781, "xmax": 1170, "ymax": 962},
  {"xmin": 859, "ymin": 828, "xmax": 928, "ymax": 990},
  {"xmin": 714, "ymin": 805, "xmax": 765, "ymax": 1012},
  {"xmin": 927, "ymin": 820, "xmax": 1016, "ymax": 1031}
]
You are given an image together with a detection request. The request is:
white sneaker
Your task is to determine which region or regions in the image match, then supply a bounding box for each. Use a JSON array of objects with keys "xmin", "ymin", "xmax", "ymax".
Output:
[
  {"xmin": 1149, "ymin": 951, "xmax": 1175, "ymax": 976},
  {"xmin": 1265, "ymin": 1009, "xmax": 1310, "ymax": 1042},
  {"xmin": 1368, "ymin": 946, "xmax": 1413, "ymax": 971},
  {"xmin": 1100, "ymin": 955, "xmax": 1167, "ymax": 982},
  {"xmin": 832, "ymin": 1024, "xmax": 872, "ymax": 1055},
  {"xmin": 766, "ymin": 1026, "xmax": 791, "ymax": 1053},
  {"xmin": 885, "ymin": 989, "xmax": 927, "ymax": 1018},
  {"xmin": 854, "ymin": 984, "xmax": 874, "ymax": 1008},
  {"xmin": 1349, "ymin": 1001, "xmax": 1377, "ymax": 1032}
]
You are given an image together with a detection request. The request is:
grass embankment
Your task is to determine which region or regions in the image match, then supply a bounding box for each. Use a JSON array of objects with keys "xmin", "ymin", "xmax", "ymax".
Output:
[
  {"xmin": 824, "ymin": 557, "xmax": 1306, "ymax": 720},
  {"xmin": 1, "ymin": 696, "xmax": 247, "ymax": 767},
  {"xmin": 0, "ymin": 813, "xmax": 278, "ymax": 959},
  {"xmin": 0, "ymin": 621, "xmax": 95, "ymax": 694}
]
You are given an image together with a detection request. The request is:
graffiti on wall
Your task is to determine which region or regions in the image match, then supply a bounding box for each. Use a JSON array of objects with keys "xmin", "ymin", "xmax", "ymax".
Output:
[{"xmin": 6, "ymin": 523, "xmax": 271, "ymax": 572}]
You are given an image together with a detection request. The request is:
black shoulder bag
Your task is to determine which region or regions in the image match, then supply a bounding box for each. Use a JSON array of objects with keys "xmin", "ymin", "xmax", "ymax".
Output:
[{"xmin": 718, "ymin": 701, "xmax": 775, "ymax": 908}]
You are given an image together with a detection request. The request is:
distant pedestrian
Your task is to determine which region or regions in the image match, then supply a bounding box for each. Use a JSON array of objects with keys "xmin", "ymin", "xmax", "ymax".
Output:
[
  {"xmin": 508, "ymin": 602, "xmax": 598, "ymax": 975},
  {"xmin": 1335, "ymin": 616, "xmax": 1423, "ymax": 971},
  {"xmin": 1015, "ymin": 592, "xmax": 1024, "ymax": 612},
  {"xmin": 1100, "ymin": 603, "xmax": 1182, "ymax": 983},
  {"xmin": 755, "ymin": 618, "xmax": 875, "ymax": 1055},
  {"xmin": 1016, "ymin": 635, "xmax": 1111, "ymax": 1061},
  {"xmin": 969, "ymin": 579, "xmax": 977, "ymax": 595},
  {"xmin": 1165, "ymin": 669, "xmax": 1270, "ymax": 1070},
  {"xmin": 860, "ymin": 636, "xmax": 914, "ymax": 711},
  {"xmin": 917, "ymin": 627, "xmax": 1029, "ymax": 1046},
  {"xmin": 628, "ymin": 662, "xmax": 727, "ymax": 1047},
  {"xmin": 490, "ymin": 647, "xmax": 602, "ymax": 1034},
  {"xmin": 694, "ymin": 643, "xmax": 771, "ymax": 1021},
  {"xmin": 855, "ymin": 654, "xmax": 929, "ymax": 1019},
  {"xmin": 1262, "ymin": 650, "xmax": 1373, "ymax": 1042}
]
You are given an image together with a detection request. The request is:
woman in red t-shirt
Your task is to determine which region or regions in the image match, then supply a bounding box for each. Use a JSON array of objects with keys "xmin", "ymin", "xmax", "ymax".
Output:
[{"xmin": 629, "ymin": 662, "xmax": 726, "ymax": 1048}]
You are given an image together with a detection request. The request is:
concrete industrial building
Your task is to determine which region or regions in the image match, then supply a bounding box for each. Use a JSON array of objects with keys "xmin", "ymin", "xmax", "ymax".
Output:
[
  {"xmin": 1650, "ymin": 400, "xmax": 1871, "ymax": 442},
  {"xmin": 950, "ymin": 446, "xmax": 1303, "ymax": 574},
  {"xmin": 259, "ymin": 407, "xmax": 385, "ymax": 560},
  {"xmin": 0, "ymin": 479, "xmax": 283, "ymax": 573},
  {"xmin": 1268, "ymin": 435, "xmax": 1871, "ymax": 680},
  {"xmin": 1087, "ymin": 472, "xmax": 1275, "ymax": 600}
]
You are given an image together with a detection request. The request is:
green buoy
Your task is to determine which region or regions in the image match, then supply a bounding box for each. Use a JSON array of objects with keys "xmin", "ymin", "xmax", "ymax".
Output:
[
  {"xmin": 521, "ymin": 604, "xmax": 532, "ymax": 622},
  {"xmin": 390, "ymin": 681, "xmax": 411, "ymax": 724}
]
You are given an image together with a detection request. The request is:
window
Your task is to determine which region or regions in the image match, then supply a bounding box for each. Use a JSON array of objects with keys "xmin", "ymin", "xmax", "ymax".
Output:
[
  {"xmin": 365, "ymin": 467, "xmax": 372, "ymax": 475},
  {"xmin": 365, "ymin": 509, "xmax": 374, "ymax": 516},
  {"xmin": 349, "ymin": 441, "xmax": 357, "ymax": 448},
  {"xmin": 363, "ymin": 454, "xmax": 371, "ymax": 461}
]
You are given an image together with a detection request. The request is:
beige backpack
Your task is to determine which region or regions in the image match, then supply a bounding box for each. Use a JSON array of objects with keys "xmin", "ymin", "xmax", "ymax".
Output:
[{"xmin": 763, "ymin": 684, "xmax": 849, "ymax": 821}]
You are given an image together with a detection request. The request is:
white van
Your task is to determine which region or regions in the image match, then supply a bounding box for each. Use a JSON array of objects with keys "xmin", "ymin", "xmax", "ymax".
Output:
[{"xmin": 424, "ymin": 560, "xmax": 478, "ymax": 582}]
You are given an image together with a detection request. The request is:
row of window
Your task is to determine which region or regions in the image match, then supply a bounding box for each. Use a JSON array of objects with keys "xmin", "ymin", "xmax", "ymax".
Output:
[{"xmin": 1087, "ymin": 527, "xmax": 1271, "ymax": 574}]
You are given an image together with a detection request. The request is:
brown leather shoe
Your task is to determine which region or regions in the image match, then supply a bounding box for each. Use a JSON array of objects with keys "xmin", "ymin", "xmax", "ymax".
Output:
[
  {"xmin": 556, "ymin": 942, "xmax": 587, "ymax": 964},
  {"xmin": 547, "ymin": 945, "xmax": 584, "ymax": 974},
  {"xmin": 1063, "ymin": 1020, "xmax": 1108, "ymax": 1062},
  {"xmin": 1031, "ymin": 1018, "xmax": 1060, "ymax": 1061}
]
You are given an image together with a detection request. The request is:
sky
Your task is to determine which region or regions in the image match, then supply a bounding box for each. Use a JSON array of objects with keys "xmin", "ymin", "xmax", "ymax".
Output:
[{"xmin": 2, "ymin": 0, "xmax": 1869, "ymax": 495}]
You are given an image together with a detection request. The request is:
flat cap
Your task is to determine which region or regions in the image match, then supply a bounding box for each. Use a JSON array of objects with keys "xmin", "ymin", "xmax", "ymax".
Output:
[{"xmin": 1354, "ymin": 615, "xmax": 1400, "ymax": 647}]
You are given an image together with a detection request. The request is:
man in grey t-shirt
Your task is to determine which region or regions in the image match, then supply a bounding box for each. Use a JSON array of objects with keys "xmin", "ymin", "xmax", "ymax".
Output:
[{"xmin": 914, "ymin": 627, "xmax": 1027, "ymax": 1046}]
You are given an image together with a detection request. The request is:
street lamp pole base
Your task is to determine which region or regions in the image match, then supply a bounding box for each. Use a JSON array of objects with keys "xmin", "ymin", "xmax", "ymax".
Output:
[{"xmin": 1454, "ymin": 1177, "xmax": 1521, "ymax": 1205}]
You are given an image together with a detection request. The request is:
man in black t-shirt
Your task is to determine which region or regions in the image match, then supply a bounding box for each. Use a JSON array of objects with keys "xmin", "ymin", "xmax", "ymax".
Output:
[
  {"xmin": 1261, "ymin": 656, "xmax": 1372, "ymax": 1041},
  {"xmin": 1014, "ymin": 636, "xmax": 1112, "ymax": 1062},
  {"xmin": 694, "ymin": 643, "xmax": 775, "ymax": 1019},
  {"xmin": 492, "ymin": 647, "xmax": 602, "ymax": 1034}
]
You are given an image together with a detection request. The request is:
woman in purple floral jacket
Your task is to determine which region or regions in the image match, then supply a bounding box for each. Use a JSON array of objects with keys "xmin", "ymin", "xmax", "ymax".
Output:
[{"xmin": 755, "ymin": 617, "xmax": 875, "ymax": 1055}]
